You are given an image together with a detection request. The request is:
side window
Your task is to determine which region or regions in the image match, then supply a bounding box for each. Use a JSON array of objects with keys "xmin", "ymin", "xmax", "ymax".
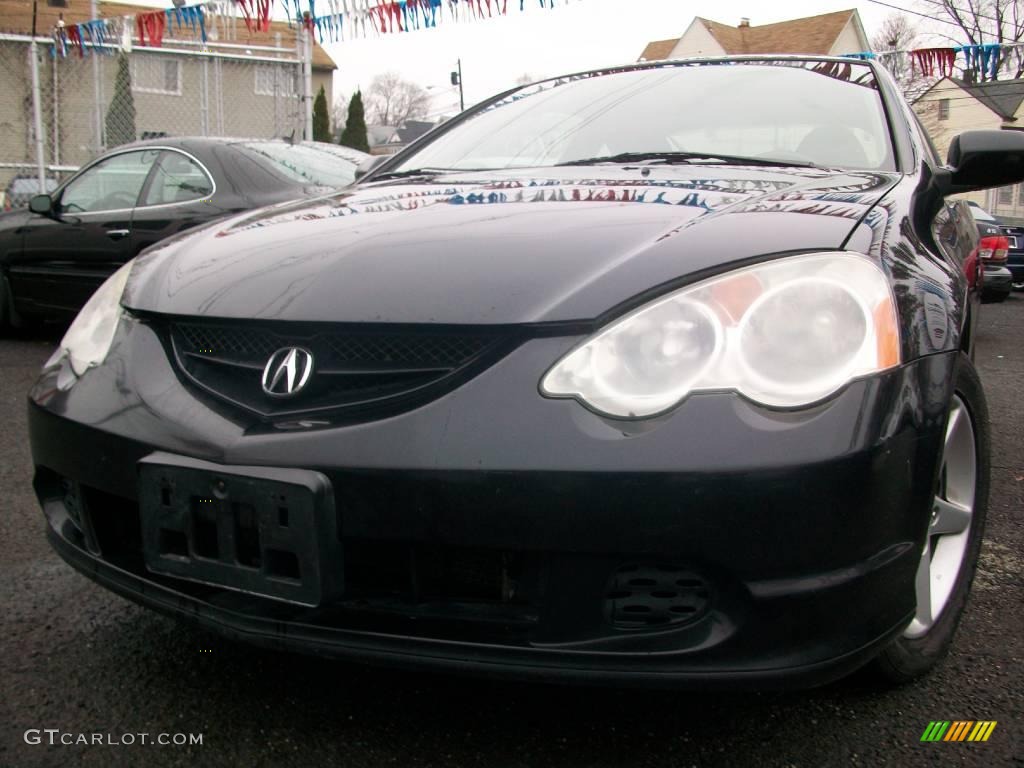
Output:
[
  {"xmin": 60, "ymin": 150, "xmax": 159, "ymax": 213},
  {"xmin": 142, "ymin": 151, "xmax": 214, "ymax": 206}
]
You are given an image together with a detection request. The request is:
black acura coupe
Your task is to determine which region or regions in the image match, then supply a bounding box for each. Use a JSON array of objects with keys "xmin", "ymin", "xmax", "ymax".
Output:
[{"xmin": 28, "ymin": 57, "xmax": 1024, "ymax": 688}]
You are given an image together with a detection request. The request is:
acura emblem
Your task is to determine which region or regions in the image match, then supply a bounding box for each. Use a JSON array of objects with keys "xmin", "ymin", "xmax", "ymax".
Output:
[{"xmin": 261, "ymin": 347, "xmax": 314, "ymax": 397}]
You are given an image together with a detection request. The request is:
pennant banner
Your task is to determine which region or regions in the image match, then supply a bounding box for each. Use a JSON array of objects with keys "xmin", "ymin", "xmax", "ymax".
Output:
[
  {"xmin": 843, "ymin": 41, "xmax": 1024, "ymax": 82},
  {"xmin": 49, "ymin": 0, "xmax": 1021, "ymax": 77},
  {"xmin": 47, "ymin": 0, "xmax": 578, "ymax": 55},
  {"xmin": 299, "ymin": 0, "xmax": 579, "ymax": 44},
  {"xmin": 50, "ymin": 2, "xmax": 211, "ymax": 56}
]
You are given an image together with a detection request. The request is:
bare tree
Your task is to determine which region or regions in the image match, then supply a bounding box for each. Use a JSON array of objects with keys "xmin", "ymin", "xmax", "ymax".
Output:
[
  {"xmin": 931, "ymin": 0, "xmax": 1024, "ymax": 80},
  {"xmin": 365, "ymin": 72, "xmax": 431, "ymax": 127},
  {"xmin": 514, "ymin": 72, "xmax": 536, "ymax": 86},
  {"xmin": 872, "ymin": 13, "xmax": 930, "ymax": 98}
]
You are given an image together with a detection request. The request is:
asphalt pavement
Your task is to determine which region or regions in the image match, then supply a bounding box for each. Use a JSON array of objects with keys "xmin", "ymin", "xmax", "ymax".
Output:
[{"xmin": 1, "ymin": 297, "xmax": 1022, "ymax": 768}]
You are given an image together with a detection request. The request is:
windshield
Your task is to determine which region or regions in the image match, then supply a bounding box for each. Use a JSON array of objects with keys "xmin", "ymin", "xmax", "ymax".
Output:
[
  {"xmin": 237, "ymin": 142, "xmax": 359, "ymax": 188},
  {"xmin": 391, "ymin": 61, "xmax": 896, "ymax": 173}
]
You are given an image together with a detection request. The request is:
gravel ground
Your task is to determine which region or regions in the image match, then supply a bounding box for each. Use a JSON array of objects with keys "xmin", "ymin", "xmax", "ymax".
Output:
[{"xmin": 1, "ymin": 297, "xmax": 1021, "ymax": 768}]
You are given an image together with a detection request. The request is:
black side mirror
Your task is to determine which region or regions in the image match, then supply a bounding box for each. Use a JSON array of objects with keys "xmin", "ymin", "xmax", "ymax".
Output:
[
  {"xmin": 941, "ymin": 130, "xmax": 1024, "ymax": 195},
  {"xmin": 29, "ymin": 194, "xmax": 54, "ymax": 216},
  {"xmin": 354, "ymin": 154, "xmax": 388, "ymax": 181}
]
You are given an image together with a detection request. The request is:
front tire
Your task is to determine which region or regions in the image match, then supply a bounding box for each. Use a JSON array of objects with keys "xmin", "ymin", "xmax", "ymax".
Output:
[{"xmin": 871, "ymin": 353, "xmax": 989, "ymax": 685}]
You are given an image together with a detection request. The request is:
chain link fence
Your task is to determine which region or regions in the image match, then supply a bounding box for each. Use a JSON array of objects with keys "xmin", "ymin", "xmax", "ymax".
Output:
[{"xmin": 0, "ymin": 31, "xmax": 310, "ymax": 207}]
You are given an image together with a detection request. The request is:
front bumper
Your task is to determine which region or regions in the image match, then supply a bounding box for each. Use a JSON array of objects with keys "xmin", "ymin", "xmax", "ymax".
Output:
[{"xmin": 28, "ymin": 318, "xmax": 958, "ymax": 688}]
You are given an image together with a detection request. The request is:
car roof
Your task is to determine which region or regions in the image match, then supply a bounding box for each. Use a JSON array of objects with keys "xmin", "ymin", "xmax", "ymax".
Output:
[
  {"xmin": 115, "ymin": 136, "xmax": 291, "ymax": 151},
  {"xmin": 115, "ymin": 136, "xmax": 367, "ymax": 162},
  {"xmin": 521, "ymin": 54, "xmax": 882, "ymax": 90}
]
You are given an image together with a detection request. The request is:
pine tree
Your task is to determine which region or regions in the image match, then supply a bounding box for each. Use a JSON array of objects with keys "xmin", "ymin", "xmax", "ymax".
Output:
[
  {"xmin": 339, "ymin": 91, "xmax": 369, "ymax": 153},
  {"xmin": 105, "ymin": 54, "xmax": 137, "ymax": 148},
  {"xmin": 312, "ymin": 85, "xmax": 330, "ymax": 142}
]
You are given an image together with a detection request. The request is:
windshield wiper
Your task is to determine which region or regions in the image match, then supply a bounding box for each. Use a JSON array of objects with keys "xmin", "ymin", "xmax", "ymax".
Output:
[
  {"xmin": 369, "ymin": 167, "xmax": 469, "ymax": 181},
  {"xmin": 561, "ymin": 151, "xmax": 816, "ymax": 169}
]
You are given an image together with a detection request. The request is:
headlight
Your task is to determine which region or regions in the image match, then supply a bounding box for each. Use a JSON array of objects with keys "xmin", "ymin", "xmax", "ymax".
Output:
[
  {"xmin": 541, "ymin": 252, "xmax": 900, "ymax": 417},
  {"xmin": 54, "ymin": 260, "xmax": 134, "ymax": 376}
]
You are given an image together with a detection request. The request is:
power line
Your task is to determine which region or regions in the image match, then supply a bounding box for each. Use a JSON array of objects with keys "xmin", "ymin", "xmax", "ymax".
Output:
[
  {"xmin": 864, "ymin": 0, "xmax": 972, "ymax": 27},
  {"xmin": 866, "ymin": 0, "xmax": 1024, "ymax": 40},
  {"xmin": 916, "ymin": 0, "xmax": 1012, "ymax": 27}
]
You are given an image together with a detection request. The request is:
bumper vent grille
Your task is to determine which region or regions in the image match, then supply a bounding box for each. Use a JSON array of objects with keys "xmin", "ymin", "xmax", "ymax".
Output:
[
  {"xmin": 605, "ymin": 563, "xmax": 711, "ymax": 630},
  {"xmin": 166, "ymin": 321, "xmax": 514, "ymax": 420}
]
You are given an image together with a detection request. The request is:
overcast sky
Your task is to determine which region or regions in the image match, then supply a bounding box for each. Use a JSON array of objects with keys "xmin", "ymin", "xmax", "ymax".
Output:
[{"xmin": 320, "ymin": 0, "xmax": 928, "ymax": 117}]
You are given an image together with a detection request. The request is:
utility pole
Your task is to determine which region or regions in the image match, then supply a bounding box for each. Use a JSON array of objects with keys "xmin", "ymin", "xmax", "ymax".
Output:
[
  {"xmin": 303, "ymin": 27, "xmax": 313, "ymax": 140},
  {"xmin": 29, "ymin": 38, "xmax": 47, "ymax": 187},
  {"xmin": 91, "ymin": 0, "xmax": 104, "ymax": 151},
  {"xmin": 450, "ymin": 58, "xmax": 464, "ymax": 112},
  {"xmin": 29, "ymin": 1, "xmax": 45, "ymax": 186}
]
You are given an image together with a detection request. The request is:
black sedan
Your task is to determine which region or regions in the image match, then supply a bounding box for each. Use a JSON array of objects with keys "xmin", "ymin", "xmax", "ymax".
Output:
[
  {"xmin": 0, "ymin": 138, "xmax": 367, "ymax": 330},
  {"xmin": 28, "ymin": 57, "xmax": 1024, "ymax": 689}
]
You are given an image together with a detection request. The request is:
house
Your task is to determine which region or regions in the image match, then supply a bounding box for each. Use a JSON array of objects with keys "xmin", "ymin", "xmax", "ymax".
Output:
[
  {"xmin": 395, "ymin": 120, "xmax": 438, "ymax": 145},
  {"xmin": 638, "ymin": 10, "xmax": 870, "ymax": 61},
  {"xmin": 915, "ymin": 77, "xmax": 1024, "ymax": 222},
  {"xmin": 366, "ymin": 119, "xmax": 443, "ymax": 155},
  {"xmin": 0, "ymin": 0, "xmax": 337, "ymax": 188},
  {"xmin": 366, "ymin": 125, "xmax": 400, "ymax": 155}
]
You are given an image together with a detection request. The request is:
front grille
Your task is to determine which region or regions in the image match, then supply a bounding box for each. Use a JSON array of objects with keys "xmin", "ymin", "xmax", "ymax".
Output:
[
  {"xmin": 48, "ymin": 472, "xmax": 720, "ymax": 644},
  {"xmin": 166, "ymin": 320, "xmax": 514, "ymax": 419}
]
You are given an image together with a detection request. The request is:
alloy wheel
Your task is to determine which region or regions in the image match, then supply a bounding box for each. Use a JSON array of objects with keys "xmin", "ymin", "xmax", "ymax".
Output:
[{"xmin": 904, "ymin": 395, "xmax": 977, "ymax": 638}]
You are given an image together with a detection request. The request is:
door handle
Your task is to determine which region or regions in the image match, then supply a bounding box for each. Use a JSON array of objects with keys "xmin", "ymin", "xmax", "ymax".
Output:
[{"xmin": 106, "ymin": 229, "xmax": 130, "ymax": 239}]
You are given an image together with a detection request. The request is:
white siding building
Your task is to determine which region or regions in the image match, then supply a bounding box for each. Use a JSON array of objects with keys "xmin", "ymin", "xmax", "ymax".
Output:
[{"xmin": 914, "ymin": 78, "xmax": 1024, "ymax": 223}]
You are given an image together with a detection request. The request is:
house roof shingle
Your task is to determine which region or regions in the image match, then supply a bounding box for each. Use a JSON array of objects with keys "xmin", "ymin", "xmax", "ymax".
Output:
[
  {"xmin": 951, "ymin": 77, "xmax": 1024, "ymax": 120},
  {"xmin": 639, "ymin": 9, "xmax": 859, "ymax": 61},
  {"xmin": 702, "ymin": 10, "xmax": 856, "ymax": 55},
  {"xmin": 638, "ymin": 38, "xmax": 678, "ymax": 62},
  {"xmin": 0, "ymin": 0, "xmax": 337, "ymax": 70},
  {"xmin": 395, "ymin": 120, "xmax": 436, "ymax": 144}
]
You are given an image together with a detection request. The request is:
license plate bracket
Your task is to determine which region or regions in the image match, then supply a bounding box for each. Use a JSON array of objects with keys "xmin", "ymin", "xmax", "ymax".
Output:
[{"xmin": 138, "ymin": 453, "xmax": 340, "ymax": 606}]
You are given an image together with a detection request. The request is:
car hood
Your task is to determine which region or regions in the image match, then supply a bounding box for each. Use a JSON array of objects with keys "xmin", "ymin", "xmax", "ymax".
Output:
[
  {"xmin": 125, "ymin": 166, "xmax": 898, "ymax": 324},
  {"xmin": 0, "ymin": 208, "xmax": 32, "ymax": 236}
]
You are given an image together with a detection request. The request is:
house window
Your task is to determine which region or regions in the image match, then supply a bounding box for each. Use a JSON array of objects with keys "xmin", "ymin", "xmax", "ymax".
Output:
[
  {"xmin": 936, "ymin": 99, "xmax": 950, "ymax": 120},
  {"xmin": 998, "ymin": 185, "xmax": 1013, "ymax": 205},
  {"xmin": 131, "ymin": 56, "xmax": 181, "ymax": 95},
  {"xmin": 255, "ymin": 65, "xmax": 298, "ymax": 96}
]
